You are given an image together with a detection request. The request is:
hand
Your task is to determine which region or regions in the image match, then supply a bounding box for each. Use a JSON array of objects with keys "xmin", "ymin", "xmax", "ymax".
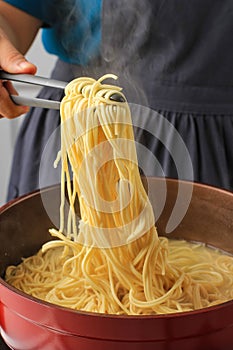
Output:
[{"xmin": 0, "ymin": 28, "xmax": 37, "ymax": 119}]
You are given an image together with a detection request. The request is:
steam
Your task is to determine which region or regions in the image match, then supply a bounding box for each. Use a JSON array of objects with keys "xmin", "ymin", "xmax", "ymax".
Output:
[
  {"xmin": 47, "ymin": 0, "xmax": 153, "ymax": 107},
  {"xmin": 101, "ymin": 0, "xmax": 153, "ymax": 106},
  {"xmin": 45, "ymin": 0, "xmax": 98, "ymax": 65}
]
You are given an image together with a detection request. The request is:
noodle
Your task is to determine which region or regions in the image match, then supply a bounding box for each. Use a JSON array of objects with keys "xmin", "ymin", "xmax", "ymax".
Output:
[{"xmin": 5, "ymin": 75, "xmax": 233, "ymax": 315}]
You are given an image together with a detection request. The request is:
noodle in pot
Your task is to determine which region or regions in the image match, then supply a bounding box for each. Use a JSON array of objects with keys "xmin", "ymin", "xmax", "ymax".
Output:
[{"xmin": 5, "ymin": 75, "xmax": 233, "ymax": 315}]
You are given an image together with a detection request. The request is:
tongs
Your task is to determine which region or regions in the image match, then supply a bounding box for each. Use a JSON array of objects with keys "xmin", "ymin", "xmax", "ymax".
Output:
[
  {"xmin": 0, "ymin": 71, "xmax": 125, "ymax": 110},
  {"xmin": 0, "ymin": 71, "xmax": 67, "ymax": 110}
]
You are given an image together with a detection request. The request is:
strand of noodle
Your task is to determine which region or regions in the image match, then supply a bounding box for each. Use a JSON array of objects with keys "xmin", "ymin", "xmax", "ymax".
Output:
[
  {"xmin": 129, "ymin": 272, "xmax": 185, "ymax": 309},
  {"xmin": 106, "ymin": 259, "xmax": 131, "ymax": 315}
]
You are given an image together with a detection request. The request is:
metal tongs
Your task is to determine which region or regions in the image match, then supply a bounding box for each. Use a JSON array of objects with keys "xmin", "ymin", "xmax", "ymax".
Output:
[{"xmin": 0, "ymin": 70, "xmax": 67, "ymax": 110}]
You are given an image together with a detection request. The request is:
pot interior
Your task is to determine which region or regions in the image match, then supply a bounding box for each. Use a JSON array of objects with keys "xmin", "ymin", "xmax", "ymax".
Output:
[{"xmin": 1, "ymin": 177, "xmax": 233, "ymax": 277}]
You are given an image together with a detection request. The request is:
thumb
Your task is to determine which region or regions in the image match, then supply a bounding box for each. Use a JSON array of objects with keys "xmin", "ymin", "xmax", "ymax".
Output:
[{"xmin": 0, "ymin": 37, "xmax": 37, "ymax": 74}]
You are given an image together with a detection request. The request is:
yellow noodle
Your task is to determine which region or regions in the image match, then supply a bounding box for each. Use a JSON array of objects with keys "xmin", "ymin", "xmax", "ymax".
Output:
[{"xmin": 5, "ymin": 75, "xmax": 233, "ymax": 315}]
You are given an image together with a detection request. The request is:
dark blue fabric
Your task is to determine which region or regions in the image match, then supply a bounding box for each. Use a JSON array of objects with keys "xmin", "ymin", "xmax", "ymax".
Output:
[
  {"xmin": 6, "ymin": 0, "xmax": 233, "ymax": 200},
  {"xmin": 7, "ymin": 61, "xmax": 66, "ymax": 200},
  {"xmin": 7, "ymin": 59, "xmax": 233, "ymax": 202},
  {"xmin": 133, "ymin": 110, "xmax": 233, "ymax": 190},
  {"xmin": 101, "ymin": 0, "xmax": 233, "ymax": 113}
]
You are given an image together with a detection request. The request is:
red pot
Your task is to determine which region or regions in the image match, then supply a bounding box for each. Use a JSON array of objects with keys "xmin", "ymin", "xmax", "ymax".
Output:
[{"xmin": 1, "ymin": 178, "xmax": 233, "ymax": 350}]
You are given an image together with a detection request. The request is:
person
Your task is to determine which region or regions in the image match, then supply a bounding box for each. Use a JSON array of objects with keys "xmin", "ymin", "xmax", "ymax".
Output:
[{"xmin": 0, "ymin": 0, "xmax": 233, "ymax": 203}]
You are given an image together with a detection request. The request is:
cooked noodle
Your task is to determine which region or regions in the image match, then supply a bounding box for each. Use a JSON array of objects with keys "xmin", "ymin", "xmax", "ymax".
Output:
[{"xmin": 5, "ymin": 75, "xmax": 233, "ymax": 315}]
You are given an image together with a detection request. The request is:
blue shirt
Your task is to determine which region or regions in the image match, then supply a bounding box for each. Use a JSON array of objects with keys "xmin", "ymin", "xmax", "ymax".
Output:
[{"xmin": 4, "ymin": 0, "xmax": 102, "ymax": 65}]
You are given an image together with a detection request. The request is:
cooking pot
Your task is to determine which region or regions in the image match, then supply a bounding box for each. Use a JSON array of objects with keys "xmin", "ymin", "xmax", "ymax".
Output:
[{"xmin": 1, "ymin": 177, "xmax": 233, "ymax": 350}]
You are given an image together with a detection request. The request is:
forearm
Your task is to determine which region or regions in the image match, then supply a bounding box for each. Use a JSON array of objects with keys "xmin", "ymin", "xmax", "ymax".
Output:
[
  {"xmin": 0, "ymin": 13, "xmax": 20, "ymax": 50},
  {"xmin": 0, "ymin": 1, "xmax": 43, "ymax": 118},
  {"xmin": 0, "ymin": 1, "xmax": 42, "ymax": 54}
]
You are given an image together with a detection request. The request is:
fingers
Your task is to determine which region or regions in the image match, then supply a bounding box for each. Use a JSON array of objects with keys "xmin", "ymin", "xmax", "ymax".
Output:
[
  {"xmin": 0, "ymin": 29, "xmax": 37, "ymax": 118},
  {"xmin": 0, "ymin": 81, "xmax": 29, "ymax": 119}
]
